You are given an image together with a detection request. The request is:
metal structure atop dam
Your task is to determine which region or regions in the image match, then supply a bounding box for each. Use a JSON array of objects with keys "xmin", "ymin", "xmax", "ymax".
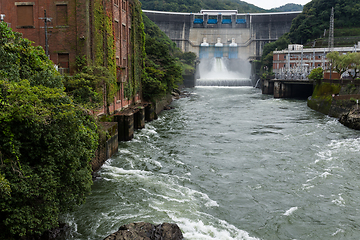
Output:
[{"xmin": 143, "ymin": 9, "xmax": 301, "ymax": 60}]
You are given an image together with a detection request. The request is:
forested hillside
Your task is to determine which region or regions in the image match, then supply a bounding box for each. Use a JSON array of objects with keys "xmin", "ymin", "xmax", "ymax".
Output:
[
  {"xmin": 140, "ymin": 0, "xmax": 265, "ymax": 13},
  {"xmin": 289, "ymin": 0, "xmax": 360, "ymax": 44},
  {"xmin": 142, "ymin": 13, "xmax": 196, "ymax": 100},
  {"xmin": 261, "ymin": 0, "xmax": 360, "ymax": 72},
  {"xmin": 271, "ymin": 3, "xmax": 303, "ymax": 12}
]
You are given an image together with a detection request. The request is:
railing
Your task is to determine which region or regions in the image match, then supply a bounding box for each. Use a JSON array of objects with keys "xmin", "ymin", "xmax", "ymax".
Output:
[{"xmin": 193, "ymin": 19, "xmax": 203, "ymax": 24}]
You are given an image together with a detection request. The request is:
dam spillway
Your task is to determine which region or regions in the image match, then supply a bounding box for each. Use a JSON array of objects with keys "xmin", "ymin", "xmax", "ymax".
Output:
[
  {"xmin": 142, "ymin": 9, "xmax": 301, "ymax": 60},
  {"xmin": 196, "ymin": 57, "xmax": 252, "ymax": 87}
]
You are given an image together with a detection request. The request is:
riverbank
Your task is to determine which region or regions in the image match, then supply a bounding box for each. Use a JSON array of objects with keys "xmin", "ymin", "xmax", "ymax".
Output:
[
  {"xmin": 91, "ymin": 93, "xmax": 174, "ymax": 173},
  {"xmin": 307, "ymin": 80, "xmax": 360, "ymax": 130}
]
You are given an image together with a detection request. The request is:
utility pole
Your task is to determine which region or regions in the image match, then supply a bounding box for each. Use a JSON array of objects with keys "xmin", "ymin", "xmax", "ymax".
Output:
[
  {"xmin": 39, "ymin": 10, "xmax": 52, "ymax": 58},
  {"xmin": 328, "ymin": 7, "xmax": 334, "ymax": 79}
]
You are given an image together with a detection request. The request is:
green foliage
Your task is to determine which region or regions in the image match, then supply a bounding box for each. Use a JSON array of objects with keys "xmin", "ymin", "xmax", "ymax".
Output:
[
  {"xmin": 327, "ymin": 51, "xmax": 360, "ymax": 79},
  {"xmin": 0, "ymin": 173, "xmax": 11, "ymax": 197},
  {"xmin": 0, "ymin": 22, "xmax": 62, "ymax": 89},
  {"xmin": 140, "ymin": 0, "xmax": 266, "ymax": 13},
  {"xmin": 289, "ymin": 0, "xmax": 360, "ymax": 44},
  {"xmin": 308, "ymin": 67, "xmax": 324, "ymax": 84},
  {"xmin": 92, "ymin": 0, "xmax": 117, "ymax": 110},
  {"xmin": 0, "ymin": 22, "xmax": 98, "ymax": 239},
  {"xmin": 271, "ymin": 3, "xmax": 303, "ymax": 12},
  {"xmin": 308, "ymin": 82, "xmax": 341, "ymax": 114},
  {"xmin": 129, "ymin": 0, "xmax": 146, "ymax": 100},
  {"xmin": 75, "ymin": 55, "xmax": 88, "ymax": 72},
  {"xmin": 142, "ymin": 13, "xmax": 191, "ymax": 100},
  {"xmin": 312, "ymin": 82, "xmax": 341, "ymax": 99},
  {"xmin": 63, "ymin": 66, "xmax": 116, "ymax": 109},
  {"xmin": 261, "ymin": 34, "xmax": 290, "ymax": 72}
]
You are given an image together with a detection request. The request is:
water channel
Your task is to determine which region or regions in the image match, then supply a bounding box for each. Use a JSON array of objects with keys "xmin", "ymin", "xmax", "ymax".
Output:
[{"xmin": 61, "ymin": 86, "xmax": 360, "ymax": 240}]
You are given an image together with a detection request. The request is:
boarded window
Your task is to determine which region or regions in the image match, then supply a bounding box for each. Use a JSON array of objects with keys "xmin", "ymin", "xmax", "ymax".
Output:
[
  {"xmin": 122, "ymin": 25, "xmax": 126, "ymax": 41},
  {"xmin": 17, "ymin": 5, "xmax": 34, "ymax": 27},
  {"xmin": 115, "ymin": 21, "xmax": 119, "ymax": 39},
  {"xmin": 56, "ymin": 5, "xmax": 68, "ymax": 26},
  {"xmin": 58, "ymin": 53, "xmax": 69, "ymax": 68}
]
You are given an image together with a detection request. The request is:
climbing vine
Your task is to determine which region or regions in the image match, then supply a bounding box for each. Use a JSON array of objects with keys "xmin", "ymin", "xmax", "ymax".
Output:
[
  {"xmin": 128, "ymin": 0, "xmax": 146, "ymax": 99},
  {"xmin": 92, "ymin": 0, "xmax": 117, "ymax": 109}
]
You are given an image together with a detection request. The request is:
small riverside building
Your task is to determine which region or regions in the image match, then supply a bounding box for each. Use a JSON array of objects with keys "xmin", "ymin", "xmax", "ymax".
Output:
[{"xmin": 273, "ymin": 43, "xmax": 360, "ymax": 79}]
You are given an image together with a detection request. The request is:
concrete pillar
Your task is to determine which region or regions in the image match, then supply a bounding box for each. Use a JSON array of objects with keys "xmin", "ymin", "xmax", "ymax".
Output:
[
  {"xmin": 217, "ymin": 14, "xmax": 221, "ymax": 27},
  {"xmin": 274, "ymin": 81, "xmax": 281, "ymax": 98},
  {"xmin": 246, "ymin": 14, "xmax": 250, "ymax": 29},
  {"xmin": 145, "ymin": 103, "xmax": 157, "ymax": 121},
  {"xmin": 203, "ymin": 14, "xmax": 208, "ymax": 28},
  {"xmin": 190, "ymin": 13, "xmax": 194, "ymax": 28},
  {"xmin": 231, "ymin": 14, "xmax": 236, "ymax": 28},
  {"xmin": 274, "ymin": 81, "xmax": 292, "ymax": 98},
  {"xmin": 134, "ymin": 107, "xmax": 145, "ymax": 129},
  {"xmin": 262, "ymin": 79, "xmax": 274, "ymax": 95},
  {"xmin": 114, "ymin": 113, "xmax": 134, "ymax": 141}
]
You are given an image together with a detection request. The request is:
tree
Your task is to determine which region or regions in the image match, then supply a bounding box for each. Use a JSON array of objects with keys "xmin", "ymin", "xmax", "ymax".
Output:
[
  {"xmin": 326, "ymin": 51, "xmax": 360, "ymax": 79},
  {"xmin": 308, "ymin": 67, "xmax": 324, "ymax": 84},
  {"xmin": 0, "ymin": 22, "xmax": 98, "ymax": 239},
  {"xmin": 142, "ymin": 13, "xmax": 191, "ymax": 100},
  {"xmin": 289, "ymin": 0, "xmax": 360, "ymax": 44}
]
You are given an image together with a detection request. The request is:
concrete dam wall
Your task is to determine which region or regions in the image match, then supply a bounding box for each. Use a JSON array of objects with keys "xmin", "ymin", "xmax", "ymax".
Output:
[{"xmin": 142, "ymin": 10, "xmax": 300, "ymax": 60}]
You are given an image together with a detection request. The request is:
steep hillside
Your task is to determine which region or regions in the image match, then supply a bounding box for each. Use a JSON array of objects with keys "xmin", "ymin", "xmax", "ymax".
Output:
[
  {"xmin": 271, "ymin": 3, "xmax": 303, "ymax": 12},
  {"xmin": 141, "ymin": 13, "xmax": 196, "ymax": 100},
  {"xmin": 140, "ymin": 0, "xmax": 266, "ymax": 13},
  {"xmin": 289, "ymin": 0, "xmax": 360, "ymax": 44}
]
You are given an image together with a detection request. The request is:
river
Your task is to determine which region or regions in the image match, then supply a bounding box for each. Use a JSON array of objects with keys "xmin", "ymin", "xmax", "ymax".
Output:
[{"xmin": 61, "ymin": 86, "xmax": 360, "ymax": 240}]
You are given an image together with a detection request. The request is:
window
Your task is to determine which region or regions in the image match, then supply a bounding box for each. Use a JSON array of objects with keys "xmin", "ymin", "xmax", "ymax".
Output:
[
  {"xmin": 58, "ymin": 53, "xmax": 69, "ymax": 74},
  {"xmin": 122, "ymin": 0, "xmax": 126, "ymax": 11},
  {"xmin": 16, "ymin": 3, "xmax": 34, "ymax": 27},
  {"xmin": 115, "ymin": 20, "xmax": 119, "ymax": 39},
  {"xmin": 56, "ymin": 4, "xmax": 68, "ymax": 26},
  {"xmin": 122, "ymin": 24, "xmax": 126, "ymax": 41}
]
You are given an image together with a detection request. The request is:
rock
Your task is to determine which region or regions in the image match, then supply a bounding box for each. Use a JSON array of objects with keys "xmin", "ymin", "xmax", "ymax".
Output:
[
  {"xmin": 339, "ymin": 108, "xmax": 360, "ymax": 130},
  {"xmin": 103, "ymin": 222, "xmax": 183, "ymax": 240}
]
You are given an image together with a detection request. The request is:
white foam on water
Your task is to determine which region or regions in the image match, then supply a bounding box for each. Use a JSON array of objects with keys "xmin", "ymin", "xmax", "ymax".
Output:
[
  {"xmin": 332, "ymin": 228, "xmax": 345, "ymax": 236},
  {"xmin": 173, "ymin": 217, "xmax": 261, "ymax": 240},
  {"xmin": 332, "ymin": 194, "xmax": 345, "ymax": 207},
  {"xmin": 283, "ymin": 207, "xmax": 298, "ymax": 216}
]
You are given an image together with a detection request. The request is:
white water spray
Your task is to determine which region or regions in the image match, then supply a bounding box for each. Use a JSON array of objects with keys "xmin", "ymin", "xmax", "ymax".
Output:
[{"xmin": 196, "ymin": 57, "xmax": 252, "ymax": 86}]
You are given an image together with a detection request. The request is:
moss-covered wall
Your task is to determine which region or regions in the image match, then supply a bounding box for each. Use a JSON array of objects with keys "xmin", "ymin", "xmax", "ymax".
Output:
[
  {"xmin": 91, "ymin": 0, "xmax": 118, "ymax": 109},
  {"xmin": 126, "ymin": 0, "xmax": 145, "ymax": 100}
]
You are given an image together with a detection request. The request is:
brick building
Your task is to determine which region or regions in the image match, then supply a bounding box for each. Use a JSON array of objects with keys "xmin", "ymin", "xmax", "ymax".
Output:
[
  {"xmin": 273, "ymin": 43, "xmax": 360, "ymax": 79},
  {"xmin": 0, "ymin": 0, "xmax": 142, "ymax": 114}
]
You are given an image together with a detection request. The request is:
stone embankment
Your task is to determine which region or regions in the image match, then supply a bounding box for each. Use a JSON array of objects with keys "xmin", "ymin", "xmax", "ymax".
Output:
[
  {"xmin": 307, "ymin": 81, "xmax": 360, "ymax": 130},
  {"xmin": 103, "ymin": 222, "xmax": 183, "ymax": 240},
  {"xmin": 91, "ymin": 94, "xmax": 173, "ymax": 172},
  {"xmin": 339, "ymin": 108, "xmax": 360, "ymax": 130}
]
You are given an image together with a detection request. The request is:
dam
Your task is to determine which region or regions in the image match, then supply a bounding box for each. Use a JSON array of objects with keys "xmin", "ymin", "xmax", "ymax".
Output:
[{"xmin": 143, "ymin": 9, "xmax": 300, "ymax": 86}]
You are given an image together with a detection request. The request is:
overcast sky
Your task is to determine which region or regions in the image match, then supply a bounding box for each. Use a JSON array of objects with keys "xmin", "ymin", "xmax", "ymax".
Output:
[{"xmin": 245, "ymin": 0, "xmax": 311, "ymax": 10}]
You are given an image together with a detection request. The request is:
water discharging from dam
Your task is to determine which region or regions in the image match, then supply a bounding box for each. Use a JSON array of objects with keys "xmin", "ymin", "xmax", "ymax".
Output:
[{"xmin": 196, "ymin": 57, "xmax": 252, "ymax": 86}]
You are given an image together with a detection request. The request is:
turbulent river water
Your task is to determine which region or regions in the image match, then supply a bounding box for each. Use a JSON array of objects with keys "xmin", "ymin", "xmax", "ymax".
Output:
[{"xmin": 61, "ymin": 86, "xmax": 360, "ymax": 240}]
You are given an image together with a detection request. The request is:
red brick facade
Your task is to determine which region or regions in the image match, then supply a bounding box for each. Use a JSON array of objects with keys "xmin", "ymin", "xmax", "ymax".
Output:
[{"xmin": 0, "ymin": 0, "xmax": 141, "ymax": 115}]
